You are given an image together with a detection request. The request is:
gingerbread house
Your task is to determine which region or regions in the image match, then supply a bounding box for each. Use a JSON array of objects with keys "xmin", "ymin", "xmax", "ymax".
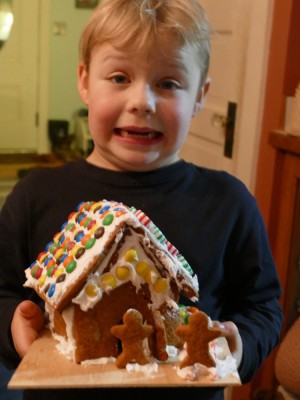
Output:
[{"xmin": 24, "ymin": 200, "xmax": 199, "ymax": 364}]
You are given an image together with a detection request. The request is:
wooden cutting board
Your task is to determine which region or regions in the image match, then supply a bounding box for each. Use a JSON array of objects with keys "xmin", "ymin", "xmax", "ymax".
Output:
[{"xmin": 8, "ymin": 330, "xmax": 241, "ymax": 389}]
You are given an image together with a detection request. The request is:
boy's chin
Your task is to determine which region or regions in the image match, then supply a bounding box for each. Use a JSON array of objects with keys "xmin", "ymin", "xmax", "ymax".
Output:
[{"xmin": 113, "ymin": 151, "xmax": 165, "ymax": 171}]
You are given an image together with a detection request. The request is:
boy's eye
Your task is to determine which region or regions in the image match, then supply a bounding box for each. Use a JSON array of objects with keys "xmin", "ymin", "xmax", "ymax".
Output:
[
  {"xmin": 159, "ymin": 80, "xmax": 180, "ymax": 90},
  {"xmin": 111, "ymin": 74, "xmax": 129, "ymax": 84}
]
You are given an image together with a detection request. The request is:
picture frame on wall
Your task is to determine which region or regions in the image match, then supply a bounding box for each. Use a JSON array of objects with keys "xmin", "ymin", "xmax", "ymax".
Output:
[{"xmin": 75, "ymin": 0, "xmax": 99, "ymax": 9}]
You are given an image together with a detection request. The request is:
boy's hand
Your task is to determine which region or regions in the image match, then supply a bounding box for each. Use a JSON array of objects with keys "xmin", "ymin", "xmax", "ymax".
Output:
[
  {"xmin": 11, "ymin": 300, "xmax": 45, "ymax": 358},
  {"xmin": 214, "ymin": 320, "xmax": 243, "ymax": 367}
]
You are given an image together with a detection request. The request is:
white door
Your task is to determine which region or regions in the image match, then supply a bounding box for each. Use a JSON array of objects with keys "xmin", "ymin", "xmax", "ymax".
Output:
[
  {"xmin": 180, "ymin": 0, "xmax": 273, "ymax": 191},
  {"xmin": 0, "ymin": 0, "xmax": 39, "ymax": 152}
]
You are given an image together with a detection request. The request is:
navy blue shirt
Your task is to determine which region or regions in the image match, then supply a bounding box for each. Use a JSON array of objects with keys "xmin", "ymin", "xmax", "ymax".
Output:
[{"xmin": 0, "ymin": 160, "xmax": 283, "ymax": 400}]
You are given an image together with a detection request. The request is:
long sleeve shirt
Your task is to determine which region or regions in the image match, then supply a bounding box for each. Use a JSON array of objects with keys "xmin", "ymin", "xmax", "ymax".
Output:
[{"xmin": 0, "ymin": 160, "xmax": 283, "ymax": 400}]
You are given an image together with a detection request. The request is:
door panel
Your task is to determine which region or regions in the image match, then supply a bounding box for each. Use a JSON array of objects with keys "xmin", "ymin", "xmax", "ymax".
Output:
[
  {"xmin": 0, "ymin": 0, "xmax": 39, "ymax": 152},
  {"xmin": 180, "ymin": 0, "xmax": 251, "ymax": 177}
]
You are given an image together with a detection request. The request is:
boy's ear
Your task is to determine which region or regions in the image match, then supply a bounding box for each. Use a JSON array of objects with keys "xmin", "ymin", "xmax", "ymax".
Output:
[
  {"xmin": 192, "ymin": 77, "xmax": 211, "ymax": 117},
  {"xmin": 77, "ymin": 63, "xmax": 89, "ymax": 105}
]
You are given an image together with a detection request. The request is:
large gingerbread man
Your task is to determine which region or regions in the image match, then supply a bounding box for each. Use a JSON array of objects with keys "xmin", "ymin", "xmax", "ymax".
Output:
[
  {"xmin": 111, "ymin": 308, "xmax": 153, "ymax": 368},
  {"xmin": 175, "ymin": 309, "xmax": 222, "ymax": 368}
]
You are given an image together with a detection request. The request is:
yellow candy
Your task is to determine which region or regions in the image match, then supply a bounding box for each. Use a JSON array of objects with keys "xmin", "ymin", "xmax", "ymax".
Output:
[
  {"xmin": 99, "ymin": 274, "xmax": 116, "ymax": 289},
  {"xmin": 135, "ymin": 261, "xmax": 150, "ymax": 276},
  {"xmin": 144, "ymin": 269, "xmax": 158, "ymax": 284},
  {"xmin": 90, "ymin": 201, "xmax": 102, "ymax": 212},
  {"xmin": 54, "ymin": 266, "xmax": 65, "ymax": 278},
  {"xmin": 124, "ymin": 249, "xmax": 138, "ymax": 263},
  {"xmin": 116, "ymin": 266, "xmax": 130, "ymax": 280},
  {"xmin": 89, "ymin": 223, "xmax": 100, "ymax": 234},
  {"xmin": 53, "ymin": 247, "xmax": 64, "ymax": 260},
  {"xmin": 37, "ymin": 274, "xmax": 47, "ymax": 287},
  {"xmin": 153, "ymin": 278, "xmax": 168, "ymax": 293},
  {"xmin": 85, "ymin": 283, "xmax": 98, "ymax": 297},
  {"xmin": 69, "ymin": 244, "xmax": 81, "ymax": 257}
]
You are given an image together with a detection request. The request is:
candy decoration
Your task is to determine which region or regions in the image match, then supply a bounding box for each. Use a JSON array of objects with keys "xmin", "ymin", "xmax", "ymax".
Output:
[
  {"xmin": 94, "ymin": 227, "xmax": 105, "ymax": 239},
  {"xmin": 66, "ymin": 260, "xmax": 77, "ymax": 273},
  {"xmin": 56, "ymin": 273, "xmax": 66, "ymax": 283},
  {"xmin": 85, "ymin": 237, "xmax": 96, "ymax": 250},
  {"xmin": 131, "ymin": 208, "xmax": 152, "ymax": 228},
  {"xmin": 153, "ymin": 277, "xmax": 168, "ymax": 293},
  {"xmin": 99, "ymin": 274, "xmax": 116, "ymax": 289},
  {"xmin": 177, "ymin": 254, "xmax": 194, "ymax": 275},
  {"xmin": 85, "ymin": 283, "xmax": 98, "ymax": 297},
  {"xmin": 135, "ymin": 261, "xmax": 150, "ymax": 277},
  {"xmin": 102, "ymin": 213, "xmax": 114, "ymax": 226},
  {"xmin": 166, "ymin": 240, "xmax": 179, "ymax": 256},
  {"xmin": 48, "ymin": 284, "xmax": 56, "ymax": 297},
  {"xmin": 99, "ymin": 205, "xmax": 110, "ymax": 215},
  {"xmin": 116, "ymin": 266, "xmax": 130, "ymax": 280},
  {"xmin": 124, "ymin": 249, "xmax": 138, "ymax": 263},
  {"xmin": 38, "ymin": 274, "xmax": 47, "ymax": 287},
  {"xmin": 144, "ymin": 269, "xmax": 158, "ymax": 285}
]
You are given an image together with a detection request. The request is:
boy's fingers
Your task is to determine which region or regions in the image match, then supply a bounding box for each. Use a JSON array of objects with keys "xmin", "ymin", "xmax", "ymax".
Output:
[
  {"xmin": 213, "ymin": 320, "xmax": 243, "ymax": 367},
  {"xmin": 12, "ymin": 301, "xmax": 45, "ymax": 357},
  {"xmin": 18, "ymin": 300, "xmax": 44, "ymax": 327}
]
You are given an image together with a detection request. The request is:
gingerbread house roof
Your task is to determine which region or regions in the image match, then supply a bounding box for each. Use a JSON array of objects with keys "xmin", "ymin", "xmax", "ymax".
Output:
[{"xmin": 24, "ymin": 200, "xmax": 199, "ymax": 312}]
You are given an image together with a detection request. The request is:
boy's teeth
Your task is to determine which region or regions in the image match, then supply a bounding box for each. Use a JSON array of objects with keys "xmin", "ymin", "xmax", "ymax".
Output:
[{"xmin": 120, "ymin": 129, "xmax": 156, "ymax": 139}]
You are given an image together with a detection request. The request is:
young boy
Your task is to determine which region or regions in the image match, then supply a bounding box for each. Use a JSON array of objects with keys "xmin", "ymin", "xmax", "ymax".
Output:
[{"xmin": 0, "ymin": 1, "xmax": 282, "ymax": 399}]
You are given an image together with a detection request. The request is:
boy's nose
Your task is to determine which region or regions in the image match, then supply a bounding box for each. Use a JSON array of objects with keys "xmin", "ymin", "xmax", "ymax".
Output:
[{"xmin": 128, "ymin": 84, "xmax": 156, "ymax": 115}]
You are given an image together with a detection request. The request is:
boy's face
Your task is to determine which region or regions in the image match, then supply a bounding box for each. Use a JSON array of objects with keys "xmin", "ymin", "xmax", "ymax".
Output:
[{"xmin": 78, "ymin": 37, "xmax": 209, "ymax": 171}]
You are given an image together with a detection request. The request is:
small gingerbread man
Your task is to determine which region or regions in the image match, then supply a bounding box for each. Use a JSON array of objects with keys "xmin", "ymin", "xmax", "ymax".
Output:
[
  {"xmin": 111, "ymin": 308, "xmax": 154, "ymax": 368},
  {"xmin": 175, "ymin": 309, "xmax": 222, "ymax": 368}
]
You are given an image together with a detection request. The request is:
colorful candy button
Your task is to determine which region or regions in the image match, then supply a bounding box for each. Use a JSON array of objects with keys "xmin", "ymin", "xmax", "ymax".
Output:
[
  {"xmin": 85, "ymin": 237, "xmax": 96, "ymax": 250},
  {"xmin": 37, "ymin": 274, "xmax": 47, "ymax": 287},
  {"xmin": 31, "ymin": 264, "xmax": 43, "ymax": 279},
  {"xmin": 85, "ymin": 283, "xmax": 98, "ymax": 297},
  {"xmin": 81, "ymin": 234, "xmax": 91, "ymax": 246},
  {"xmin": 94, "ymin": 227, "xmax": 105, "ymax": 239},
  {"xmin": 124, "ymin": 249, "xmax": 138, "ymax": 263},
  {"xmin": 99, "ymin": 274, "xmax": 116, "ymax": 289},
  {"xmin": 56, "ymin": 273, "xmax": 66, "ymax": 283},
  {"xmin": 48, "ymin": 284, "xmax": 56, "ymax": 298},
  {"xmin": 87, "ymin": 219, "xmax": 97, "ymax": 231},
  {"xmin": 53, "ymin": 247, "xmax": 64, "ymax": 261},
  {"xmin": 102, "ymin": 213, "xmax": 114, "ymax": 226},
  {"xmin": 37, "ymin": 251, "xmax": 47, "ymax": 263},
  {"xmin": 74, "ymin": 230, "xmax": 84, "ymax": 242},
  {"xmin": 144, "ymin": 269, "xmax": 158, "ymax": 284},
  {"xmin": 66, "ymin": 260, "xmax": 77, "ymax": 273},
  {"xmin": 153, "ymin": 278, "xmax": 168, "ymax": 293},
  {"xmin": 90, "ymin": 201, "xmax": 102, "ymax": 212},
  {"xmin": 116, "ymin": 266, "xmax": 130, "ymax": 280},
  {"xmin": 135, "ymin": 261, "xmax": 150, "ymax": 277},
  {"xmin": 99, "ymin": 205, "xmax": 110, "ymax": 214}
]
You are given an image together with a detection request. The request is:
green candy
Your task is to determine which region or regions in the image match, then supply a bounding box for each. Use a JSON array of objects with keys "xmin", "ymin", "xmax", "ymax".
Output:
[
  {"xmin": 102, "ymin": 213, "xmax": 114, "ymax": 226},
  {"xmin": 66, "ymin": 260, "xmax": 77, "ymax": 273},
  {"xmin": 85, "ymin": 237, "xmax": 96, "ymax": 249}
]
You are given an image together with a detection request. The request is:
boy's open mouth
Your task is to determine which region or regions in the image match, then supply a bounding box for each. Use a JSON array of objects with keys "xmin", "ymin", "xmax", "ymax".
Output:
[{"xmin": 114, "ymin": 128, "xmax": 162, "ymax": 140}]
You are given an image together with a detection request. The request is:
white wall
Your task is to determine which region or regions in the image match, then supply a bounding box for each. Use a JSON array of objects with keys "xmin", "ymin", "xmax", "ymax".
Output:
[{"xmin": 48, "ymin": 0, "xmax": 94, "ymax": 133}]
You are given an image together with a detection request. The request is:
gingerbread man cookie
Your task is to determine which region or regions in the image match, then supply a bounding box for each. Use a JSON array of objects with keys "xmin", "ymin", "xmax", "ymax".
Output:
[
  {"xmin": 175, "ymin": 309, "xmax": 222, "ymax": 369},
  {"xmin": 111, "ymin": 308, "xmax": 154, "ymax": 368}
]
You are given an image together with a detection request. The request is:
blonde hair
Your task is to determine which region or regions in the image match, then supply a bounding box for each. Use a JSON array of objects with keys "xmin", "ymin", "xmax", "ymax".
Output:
[{"xmin": 79, "ymin": 0, "xmax": 211, "ymax": 86}]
